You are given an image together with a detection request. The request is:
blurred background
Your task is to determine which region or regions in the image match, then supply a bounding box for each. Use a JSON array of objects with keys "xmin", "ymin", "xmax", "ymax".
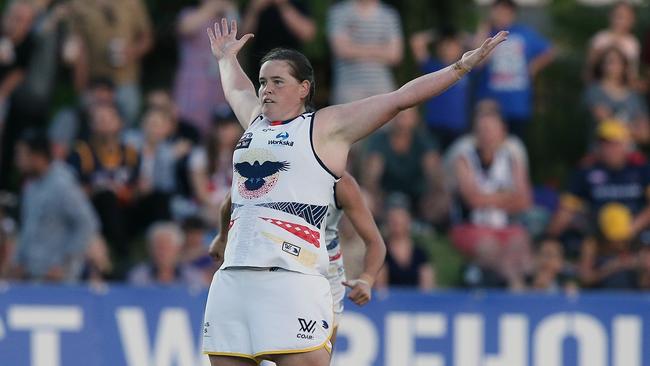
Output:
[
  {"xmin": 2, "ymin": 0, "xmax": 650, "ymax": 292},
  {"xmin": 1, "ymin": 0, "xmax": 650, "ymax": 364}
]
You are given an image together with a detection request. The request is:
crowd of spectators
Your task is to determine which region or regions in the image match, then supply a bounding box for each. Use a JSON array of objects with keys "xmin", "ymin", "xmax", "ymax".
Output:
[{"xmin": 1, "ymin": 0, "xmax": 650, "ymax": 293}]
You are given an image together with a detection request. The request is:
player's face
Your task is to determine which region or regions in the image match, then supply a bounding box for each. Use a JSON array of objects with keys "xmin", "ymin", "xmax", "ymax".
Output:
[{"xmin": 258, "ymin": 60, "xmax": 309, "ymax": 120}]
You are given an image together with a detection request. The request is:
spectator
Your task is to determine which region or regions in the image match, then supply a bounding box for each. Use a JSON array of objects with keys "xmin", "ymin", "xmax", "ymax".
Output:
[
  {"xmin": 376, "ymin": 193, "xmax": 435, "ymax": 290},
  {"xmin": 49, "ymin": 77, "xmax": 116, "ymax": 160},
  {"xmin": 450, "ymin": 104, "xmax": 533, "ymax": 289},
  {"xmin": 128, "ymin": 221, "xmax": 203, "ymax": 286},
  {"xmin": 130, "ymin": 107, "xmax": 191, "ymax": 229},
  {"xmin": 547, "ymin": 120, "xmax": 650, "ymax": 252},
  {"xmin": 185, "ymin": 107, "xmax": 241, "ymax": 226},
  {"xmin": 584, "ymin": 47, "xmax": 649, "ymax": 145},
  {"xmin": 327, "ymin": 0, "xmax": 403, "ymax": 104},
  {"xmin": 11, "ymin": 129, "xmax": 99, "ymax": 282},
  {"xmin": 363, "ymin": 108, "xmax": 448, "ymax": 224},
  {"xmin": 410, "ymin": 26, "xmax": 470, "ymax": 151},
  {"xmin": 474, "ymin": 0, "xmax": 555, "ymax": 139},
  {"xmin": 147, "ymin": 88, "xmax": 200, "ymax": 144},
  {"xmin": 66, "ymin": 103, "xmax": 139, "ymax": 260},
  {"xmin": 528, "ymin": 239, "xmax": 576, "ymax": 292},
  {"xmin": 242, "ymin": 0, "xmax": 315, "ymax": 78},
  {"xmin": 586, "ymin": 1, "xmax": 640, "ymax": 86},
  {"xmin": 180, "ymin": 216, "xmax": 215, "ymax": 286},
  {"xmin": 175, "ymin": 0, "xmax": 238, "ymax": 134},
  {"xmin": 578, "ymin": 203, "xmax": 639, "ymax": 289},
  {"xmin": 0, "ymin": 0, "xmax": 37, "ymax": 190},
  {"xmin": 65, "ymin": 0, "xmax": 153, "ymax": 126}
]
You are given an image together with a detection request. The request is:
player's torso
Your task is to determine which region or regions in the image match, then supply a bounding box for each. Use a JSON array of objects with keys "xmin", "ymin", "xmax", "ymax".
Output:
[{"xmin": 224, "ymin": 112, "xmax": 337, "ymax": 276}]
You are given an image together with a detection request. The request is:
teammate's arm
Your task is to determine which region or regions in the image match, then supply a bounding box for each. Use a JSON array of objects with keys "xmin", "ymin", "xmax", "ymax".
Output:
[
  {"xmin": 337, "ymin": 173, "xmax": 386, "ymax": 306},
  {"xmin": 317, "ymin": 31, "xmax": 508, "ymax": 145},
  {"xmin": 207, "ymin": 19, "xmax": 260, "ymax": 129},
  {"xmin": 208, "ymin": 192, "xmax": 232, "ymax": 269}
]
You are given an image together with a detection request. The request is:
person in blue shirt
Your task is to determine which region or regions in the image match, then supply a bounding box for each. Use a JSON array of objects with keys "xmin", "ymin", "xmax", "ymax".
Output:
[
  {"xmin": 410, "ymin": 26, "xmax": 469, "ymax": 151},
  {"xmin": 475, "ymin": 0, "xmax": 555, "ymax": 140}
]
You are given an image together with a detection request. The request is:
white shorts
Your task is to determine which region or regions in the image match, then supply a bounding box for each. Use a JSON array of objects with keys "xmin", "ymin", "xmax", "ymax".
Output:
[
  {"xmin": 202, "ymin": 267, "xmax": 333, "ymax": 362},
  {"xmin": 327, "ymin": 263, "xmax": 346, "ymax": 327}
]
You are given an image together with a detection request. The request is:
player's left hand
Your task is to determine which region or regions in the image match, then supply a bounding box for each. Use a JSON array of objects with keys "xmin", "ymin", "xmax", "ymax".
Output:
[
  {"xmin": 460, "ymin": 30, "xmax": 508, "ymax": 70},
  {"xmin": 343, "ymin": 278, "xmax": 372, "ymax": 306}
]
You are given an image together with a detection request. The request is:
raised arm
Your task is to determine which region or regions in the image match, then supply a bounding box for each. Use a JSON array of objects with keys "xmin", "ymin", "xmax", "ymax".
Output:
[
  {"xmin": 318, "ymin": 31, "xmax": 508, "ymax": 147},
  {"xmin": 207, "ymin": 19, "xmax": 259, "ymax": 128},
  {"xmin": 337, "ymin": 173, "xmax": 386, "ymax": 306}
]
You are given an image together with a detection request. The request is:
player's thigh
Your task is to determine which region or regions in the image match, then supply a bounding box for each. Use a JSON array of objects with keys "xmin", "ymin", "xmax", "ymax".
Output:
[
  {"xmin": 271, "ymin": 348, "xmax": 331, "ymax": 366},
  {"xmin": 209, "ymin": 355, "xmax": 257, "ymax": 366}
]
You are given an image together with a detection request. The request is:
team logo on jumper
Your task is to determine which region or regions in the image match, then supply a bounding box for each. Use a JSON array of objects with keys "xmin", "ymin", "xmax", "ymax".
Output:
[
  {"xmin": 234, "ymin": 149, "xmax": 289, "ymax": 199},
  {"xmin": 235, "ymin": 132, "xmax": 253, "ymax": 150},
  {"xmin": 297, "ymin": 318, "xmax": 316, "ymax": 339},
  {"xmin": 282, "ymin": 241, "xmax": 301, "ymax": 256}
]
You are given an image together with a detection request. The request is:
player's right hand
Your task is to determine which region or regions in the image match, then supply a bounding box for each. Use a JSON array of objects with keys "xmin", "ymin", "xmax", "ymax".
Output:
[{"xmin": 207, "ymin": 18, "xmax": 254, "ymax": 60}]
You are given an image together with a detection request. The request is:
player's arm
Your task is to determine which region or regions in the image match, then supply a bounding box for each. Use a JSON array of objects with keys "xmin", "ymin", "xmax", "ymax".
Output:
[
  {"xmin": 208, "ymin": 192, "xmax": 232, "ymax": 269},
  {"xmin": 207, "ymin": 19, "xmax": 260, "ymax": 129},
  {"xmin": 317, "ymin": 31, "xmax": 508, "ymax": 145},
  {"xmin": 337, "ymin": 173, "xmax": 386, "ymax": 306}
]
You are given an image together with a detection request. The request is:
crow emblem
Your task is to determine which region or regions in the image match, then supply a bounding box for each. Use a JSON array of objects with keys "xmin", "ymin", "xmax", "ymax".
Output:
[{"xmin": 234, "ymin": 160, "xmax": 290, "ymax": 191}]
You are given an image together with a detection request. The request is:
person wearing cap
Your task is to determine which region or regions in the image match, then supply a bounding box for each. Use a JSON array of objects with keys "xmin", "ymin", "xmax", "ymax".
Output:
[
  {"xmin": 548, "ymin": 120, "xmax": 650, "ymax": 268},
  {"xmin": 578, "ymin": 202, "xmax": 640, "ymax": 289}
]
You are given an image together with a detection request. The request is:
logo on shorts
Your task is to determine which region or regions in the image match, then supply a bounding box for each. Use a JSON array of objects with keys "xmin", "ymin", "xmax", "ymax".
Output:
[
  {"xmin": 203, "ymin": 322, "xmax": 210, "ymax": 337},
  {"xmin": 297, "ymin": 318, "xmax": 316, "ymax": 340},
  {"xmin": 322, "ymin": 320, "xmax": 329, "ymax": 330},
  {"xmin": 282, "ymin": 242, "xmax": 301, "ymax": 256}
]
